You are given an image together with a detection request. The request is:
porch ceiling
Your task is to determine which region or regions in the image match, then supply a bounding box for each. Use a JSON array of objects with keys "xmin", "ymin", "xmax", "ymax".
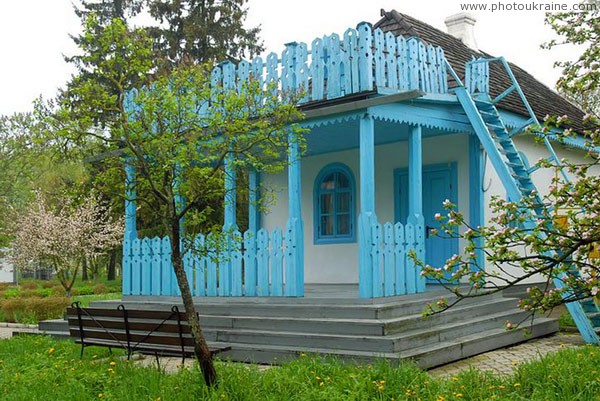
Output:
[{"xmin": 305, "ymin": 117, "xmax": 459, "ymax": 156}]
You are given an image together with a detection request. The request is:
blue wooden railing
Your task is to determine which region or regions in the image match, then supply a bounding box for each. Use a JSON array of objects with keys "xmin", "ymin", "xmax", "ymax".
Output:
[
  {"xmin": 360, "ymin": 214, "xmax": 426, "ymax": 297},
  {"xmin": 122, "ymin": 220, "xmax": 302, "ymax": 297},
  {"xmin": 208, "ymin": 23, "xmax": 448, "ymax": 106},
  {"xmin": 125, "ymin": 24, "xmax": 450, "ymax": 112},
  {"xmin": 465, "ymin": 58, "xmax": 490, "ymax": 95}
]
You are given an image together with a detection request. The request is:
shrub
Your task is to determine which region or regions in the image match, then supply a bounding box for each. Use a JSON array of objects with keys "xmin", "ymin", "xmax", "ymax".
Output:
[
  {"xmin": 93, "ymin": 284, "xmax": 108, "ymax": 294},
  {"xmin": 41, "ymin": 280, "xmax": 61, "ymax": 289},
  {"xmin": 35, "ymin": 288, "xmax": 54, "ymax": 298},
  {"xmin": 0, "ymin": 283, "xmax": 11, "ymax": 291},
  {"xmin": 20, "ymin": 281, "xmax": 39, "ymax": 290},
  {"xmin": 76, "ymin": 286, "xmax": 95, "ymax": 296},
  {"xmin": 0, "ymin": 296, "xmax": 69, "ymax": 323},
  {"xmin": 52, "ymin": 286, "xmax": 66, "ymax": 296},
  {"xmin": 1, "ymin": 287, "xmax": 20, "ymax": 299},
  {"xmin": 19, "ymin": 289, "xmax": 44, "ymax": 299}
]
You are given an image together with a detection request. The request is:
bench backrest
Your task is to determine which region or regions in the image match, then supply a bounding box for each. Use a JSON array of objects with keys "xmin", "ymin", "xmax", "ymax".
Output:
[{"xmin": 66, "ymin": 304, "xmax": 196, "ymax": 349}]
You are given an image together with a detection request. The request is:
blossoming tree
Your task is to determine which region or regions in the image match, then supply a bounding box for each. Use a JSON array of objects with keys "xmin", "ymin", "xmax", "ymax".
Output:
[{"xmin": 11, "ymin": 193, "xmax": 123, "ymax": 297}]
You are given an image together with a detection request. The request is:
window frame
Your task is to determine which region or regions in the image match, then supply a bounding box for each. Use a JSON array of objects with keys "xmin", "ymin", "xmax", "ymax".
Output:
[{"xmin": 313, "ymin": 162, "xmax": 356, "ymax": 244}]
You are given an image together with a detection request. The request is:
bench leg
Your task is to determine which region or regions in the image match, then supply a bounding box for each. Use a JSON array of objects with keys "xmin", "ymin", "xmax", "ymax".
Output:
[
  {"xmin": 80, "ymin": 344, "xmax": 85, "ymax": 359},
  {"xmin": 155, "ymin": 352, "xmax": 161, "ymax": 369}
]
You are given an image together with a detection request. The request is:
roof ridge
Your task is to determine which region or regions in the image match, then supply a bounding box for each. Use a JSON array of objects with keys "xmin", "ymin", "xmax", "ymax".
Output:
[{"xmin": 377, "ymin": 9, "xmax": 483, "ymax": 56}]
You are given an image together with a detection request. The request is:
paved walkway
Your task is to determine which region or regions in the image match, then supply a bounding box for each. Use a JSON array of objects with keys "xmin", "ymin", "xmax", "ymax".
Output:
[
  {"xmin": 0, "ymin": 323, "xmax": 38, "ymax": 339},
  {"xmin": 428, "ymin": 332, "xmax": 585, "ymax": 377},
  {"xmin": 0, "ymin": 324, "xmax": 587, "ymax": 377}
]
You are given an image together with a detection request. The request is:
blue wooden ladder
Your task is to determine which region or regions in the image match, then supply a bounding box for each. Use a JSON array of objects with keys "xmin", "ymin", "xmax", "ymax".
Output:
[{"xmin": 448, "ymin": 57, "xmax": 600, "ymax": 344}]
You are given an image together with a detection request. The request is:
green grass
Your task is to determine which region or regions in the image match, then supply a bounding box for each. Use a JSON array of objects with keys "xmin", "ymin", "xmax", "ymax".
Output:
[
  {"xmin": 71, "ymin": 293, "xmax": 122, "ymax": 307},
  {"xmin": 559, "ymin": 311, "xmax": 576, "ymax": 329},
  {"xmin": 0, "ymin": 335, "xmax": 598, "ymax": 400}
]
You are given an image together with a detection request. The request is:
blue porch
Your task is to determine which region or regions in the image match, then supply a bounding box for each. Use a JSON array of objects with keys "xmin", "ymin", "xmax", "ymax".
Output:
[{"xmin": 121, "ymin": 22, "xmax": 490, "ymax": 300}]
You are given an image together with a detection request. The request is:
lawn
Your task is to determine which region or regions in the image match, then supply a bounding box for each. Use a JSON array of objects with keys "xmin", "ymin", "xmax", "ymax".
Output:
[{"xmin": 0, "ymin": 335, "xmax": 598, "ymax": 400}]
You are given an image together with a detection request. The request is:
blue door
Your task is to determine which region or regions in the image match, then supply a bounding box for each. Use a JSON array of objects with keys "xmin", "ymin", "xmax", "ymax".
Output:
[{"xmin": 395, "ymin": 163, "xmax": 458, "ymax": 282}]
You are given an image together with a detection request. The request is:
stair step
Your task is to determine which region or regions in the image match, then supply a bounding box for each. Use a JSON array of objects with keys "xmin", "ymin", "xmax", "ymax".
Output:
[
  {"xmin": 507, "ymin": 162, "xmax": 527, "ymax": 172},
  {"xmin": 13, "ymin": 330, "xmax": 71, "ymax": 340},
  {"xmin": 479, "ymin": 111, "xmax": 497, "ymax": 119},
  {"xmin": 474, "ymin": 100, "xmax": 494, "ymax": 109},
  {"xmin": 401, "ymin": 317, "xmax": 558, "ymax": 369},
  {"xmin": 186, "ymin": 297, "xmax": 519, "ymax": 337},
  {"xmin": 392, "ymin": 308, "xmax": 531, "ymax": 351},
  {"xmin": 512, "ymin": 174, "xmax": 531, "ymax": 182},
  {"xmin": 487, "ymin": 123, "xmax": 505, "ymax": 131},
  {"xmin": 498, "ymin": 148, "xmax": 519, "ymax": 158},
  {"xmin": 38, "ymin": 318, "xmax": 68, "ymax": 332},
  {"xmin": 216, "ymin": 342, "xmax": 401, "ymax": 365},
  {"xmin": 211, "ymin": 318, "xmax": 558, "ymax": 367},
  {"xmin": 96, "ymin": 290, "xmax": 503, "ymax": 320},
  {"xmin": 208, "ymin": 308, "xmax": 531, "ymax": 353},
  {"xmin": 580, "ymin": 299, "xmax": 599, "ymax": 313}
]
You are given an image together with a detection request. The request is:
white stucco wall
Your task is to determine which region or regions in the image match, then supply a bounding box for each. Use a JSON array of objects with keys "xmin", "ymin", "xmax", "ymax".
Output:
[
  {"xmin": 0, "ymin": 258, "xmax": 15, "ymax": 283},
  {"xmin": 482, "ymin": 134, "xmax": 600, "ymax": 283},
  {"xmin": 261, "ymin": 133, "xmax": 472, "ymax": 284}
]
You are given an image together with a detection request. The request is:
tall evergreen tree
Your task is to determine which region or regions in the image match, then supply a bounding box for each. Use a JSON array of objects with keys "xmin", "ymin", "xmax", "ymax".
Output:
[
  {"xmin": 72, "ymin": 0, "xmax": 143, "ymax": 25},
  {"xmin": 64, "ymin": 1, "xmax": 150, "ymax": 129},
  {"xmin": 146, "ymin": 0, "xmax": 263, "ymax": 70}
]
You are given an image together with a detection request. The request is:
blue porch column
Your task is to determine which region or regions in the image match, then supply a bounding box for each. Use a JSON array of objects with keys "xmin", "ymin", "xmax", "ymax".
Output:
[
  {"xmin": 469, "ymin": 135, "xmax": 485, "ymax": 269},
  {"xmin": 224, "ymin": 152, "xmax": 237, "ymax": 230},
  {"xmin": 220, "ymin": 152, "xmax": 237, "ymax": 296},
  {"xmin": 124, "ymin": 162, "xmax": 137, "ymax": 239},
  {"xmin": 407, "ymin": 125, "xmax": 426, "ymax": 293},
  {"xmin": 285, "ymin": 131, "xmax": 304, "ymax": 296},
  {"xmin": 123, "ymin": 161, "xmax": 137, "ymax": 296},
  {"xmin": 408, "ymin": 125, "xmax": 423, "ymax": 220},
  {"xmin": 358, "ymin": 113, "xmax": 376, "ymax": 298}
]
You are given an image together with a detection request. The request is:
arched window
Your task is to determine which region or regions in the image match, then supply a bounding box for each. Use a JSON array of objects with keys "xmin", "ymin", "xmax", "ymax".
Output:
[{"xmin": 313, "ymin": 163, "xmax": 356, "ymax": 244}]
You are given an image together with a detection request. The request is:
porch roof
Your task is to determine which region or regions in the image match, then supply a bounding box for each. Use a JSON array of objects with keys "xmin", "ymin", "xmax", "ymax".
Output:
[{"xmin": 299, "ymin": 89, "xmax": 504, "ymax": 156}]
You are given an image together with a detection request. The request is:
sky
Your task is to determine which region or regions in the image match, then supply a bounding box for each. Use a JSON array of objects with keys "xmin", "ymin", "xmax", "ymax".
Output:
[{"xmin": 0, "ymin": 0, "xmax": 584, "ymax": 116}]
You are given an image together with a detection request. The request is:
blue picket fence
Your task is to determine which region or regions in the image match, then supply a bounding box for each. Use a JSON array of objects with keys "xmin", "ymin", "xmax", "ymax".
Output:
[
  {"xmin": 122, "ymin": 222, "xmax": 302, "ymax": 297},
  {"xmin": 360, "ymin": 215, "xmax": 426, "ymax": 298}
]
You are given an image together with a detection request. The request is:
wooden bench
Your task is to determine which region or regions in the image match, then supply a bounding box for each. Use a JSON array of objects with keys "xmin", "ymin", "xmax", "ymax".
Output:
[{"xmin": 66, "ymin": 302, "xmax": 230, "ymax": 365}]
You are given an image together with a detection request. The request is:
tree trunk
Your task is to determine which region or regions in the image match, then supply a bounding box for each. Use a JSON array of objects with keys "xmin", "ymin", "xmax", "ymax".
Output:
[
  {"xmin": 107, "ymin": 249, "xmax": 117, "ymax": 281},
  {"xmin": 170, "ymin": 218, "xmax": 217, "ymax": 388},
  {"xmin": 82, "ymin": 258, "xmax": 89, "ymax": 281}
]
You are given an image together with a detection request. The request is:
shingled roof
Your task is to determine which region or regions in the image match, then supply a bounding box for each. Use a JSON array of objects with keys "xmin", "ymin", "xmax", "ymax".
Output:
[{"xmin": 375, "ymin": 9, "xmax": 587, "ymax": 132}]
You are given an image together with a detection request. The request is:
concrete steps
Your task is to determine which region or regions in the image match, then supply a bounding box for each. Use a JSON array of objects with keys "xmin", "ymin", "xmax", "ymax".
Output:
[
  {"xmin": 203, "ymin": 318, "xmax": 557, "ymax": 368},
  {"xmin": 37, "ymin": 291, "xmax": 559, "ymax": 369}
]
